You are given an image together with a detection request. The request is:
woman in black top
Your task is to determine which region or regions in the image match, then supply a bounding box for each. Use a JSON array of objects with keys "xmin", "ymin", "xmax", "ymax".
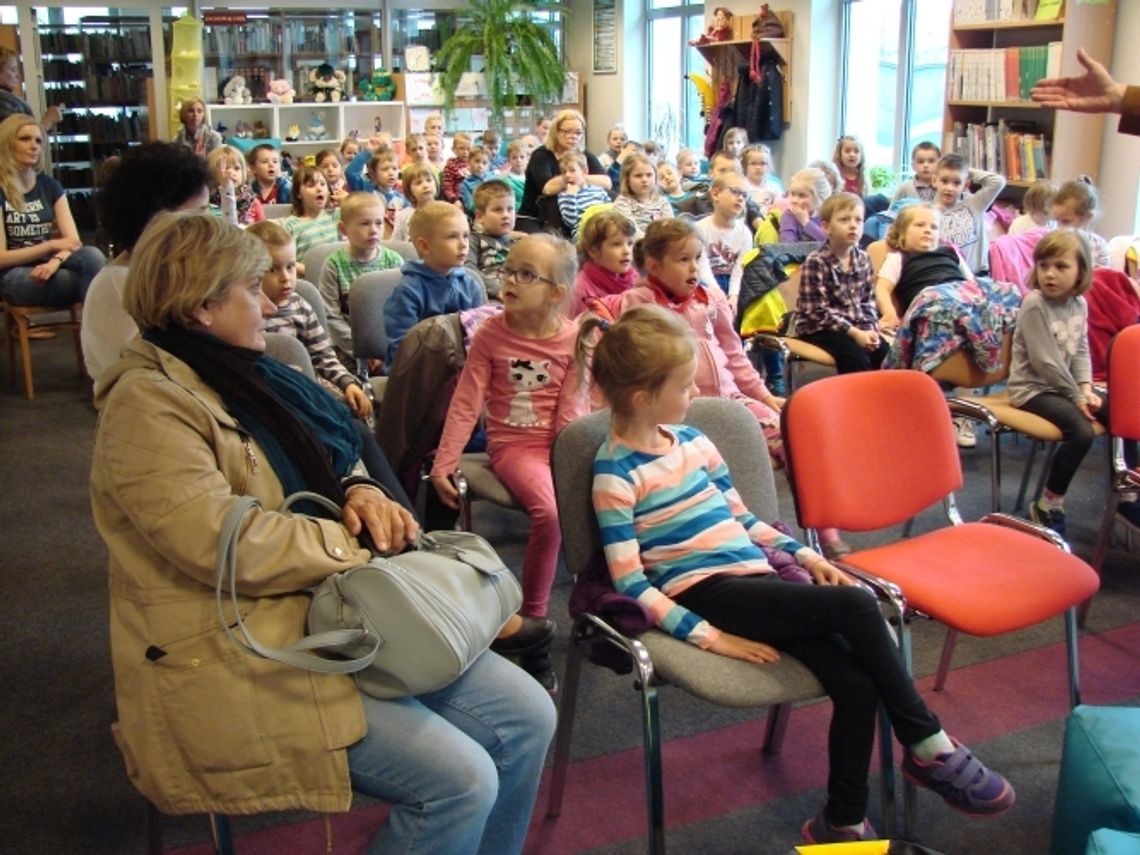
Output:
[{"xmin": 519, "ymin": 109, "xmax": 611, "ymax": 223}]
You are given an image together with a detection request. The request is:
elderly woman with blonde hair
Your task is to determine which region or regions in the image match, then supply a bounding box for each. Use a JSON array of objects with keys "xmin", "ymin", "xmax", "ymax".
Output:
[{"xmin": 90, "ymin": 211, "xmax": 555, "ymax": 854}]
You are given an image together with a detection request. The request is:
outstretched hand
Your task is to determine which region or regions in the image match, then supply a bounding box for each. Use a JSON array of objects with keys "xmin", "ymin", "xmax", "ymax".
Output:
[{"xmin": 1031, "ymin": 48, "xmax": 1126, "ymax": 115}]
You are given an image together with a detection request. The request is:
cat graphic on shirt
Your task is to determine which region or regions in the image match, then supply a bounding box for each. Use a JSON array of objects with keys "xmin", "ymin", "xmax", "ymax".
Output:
[{"xmin": 506, "ymin": 358, "xmax": 551, "ymax": 426}]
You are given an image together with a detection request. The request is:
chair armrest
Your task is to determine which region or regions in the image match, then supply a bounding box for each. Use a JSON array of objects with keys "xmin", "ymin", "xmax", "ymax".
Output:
[
  {"xmin": 945, "ymin": 398, "xmax": 1000, "ymax": 432},
  {"xmin": 979, "ymin": 512, "xmax": 1070, "ymax": 552},
  {"xmin": 575, "ymin": 612, "xmax": 657, "ymax": 687},
  {"xmin": 830, "ymin": 563, "xmax": 908, "ymax": 622}
]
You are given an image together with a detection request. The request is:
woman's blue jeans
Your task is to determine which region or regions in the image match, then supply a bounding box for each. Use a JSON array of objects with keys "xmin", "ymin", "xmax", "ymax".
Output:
[
  {"xmin": 0, "ymin": 246, "xmax": 106, "ymax": 306},
  {"xmin": 348, "ymin": 650, "xmax": 556, "ymax": 855}
]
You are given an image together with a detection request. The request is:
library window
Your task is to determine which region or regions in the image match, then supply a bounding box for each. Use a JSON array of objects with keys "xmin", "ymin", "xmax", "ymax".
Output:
[
  {"xmin": 646, "ymin": 0, "xmax": 706, "ymax": 159},
  {"xmin": 841, "ymin": 0, "xmax": 952, "ymax": 180}
]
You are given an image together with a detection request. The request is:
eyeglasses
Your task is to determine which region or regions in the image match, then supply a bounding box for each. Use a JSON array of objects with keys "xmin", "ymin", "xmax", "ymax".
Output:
[
  {"xmin": 501, "ymin": 266, "xmax": 557, "ymax": 287},
  {"xmin": 558, "ymin": 127, "xmax": 584, "ymax": 137},
  {"xmin": 725, "ymin": 187, "xmax": 749, "ymax": 199}
]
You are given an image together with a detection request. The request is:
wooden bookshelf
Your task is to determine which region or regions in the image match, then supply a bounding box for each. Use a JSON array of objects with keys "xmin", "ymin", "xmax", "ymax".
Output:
[{"xmin": 942, "ymin": 0, "xmax": 1116, "ymax": 187}]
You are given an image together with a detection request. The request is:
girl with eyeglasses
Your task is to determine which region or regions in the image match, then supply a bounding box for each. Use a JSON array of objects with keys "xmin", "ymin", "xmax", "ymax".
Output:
[{"xmin": 430, "ymin": 234, "xmax": 588, "ymax": 691}]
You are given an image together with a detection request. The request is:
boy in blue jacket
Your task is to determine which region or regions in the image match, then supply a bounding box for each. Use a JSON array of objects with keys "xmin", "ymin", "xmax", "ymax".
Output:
[{"xmin": 383, "ymin": 201, "xmax": 485, "ymax": 365}]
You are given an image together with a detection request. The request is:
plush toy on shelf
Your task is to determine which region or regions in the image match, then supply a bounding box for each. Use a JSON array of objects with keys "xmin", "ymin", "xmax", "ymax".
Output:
[
  {"xmin": 233, "ymin": 121, "xmax": 253, "ymax": 139},
  {"xmin": 285, "ymin": 123, "xmax": 301, "ymax": 142},
  {"xmin": 267, "ymin": 78, "xmax": 295, "ymax": 104},
  {"xmin": 356, "ymin": 69, "xmax": 396, "ymax": 102},
  {"xmin": 252, "ymin": 120, "xmax": 271, "ymax": 139},
  {"xmin": 688, "ymin": 6, "xmax": 733, "ymax": 45},
  {"xmin": 309, "ymin": 63, "xmax": 346, "ymax": 103},
  {"xmin": 222, "ymin": 75, "xmax": 252, "ymax": 105},
  {"xmin": 305, "ymin": 111, "xmax": 328, "ymax": 141}
]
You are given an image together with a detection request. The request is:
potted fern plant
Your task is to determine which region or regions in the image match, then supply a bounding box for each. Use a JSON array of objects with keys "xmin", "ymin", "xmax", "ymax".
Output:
[{"xmin": 435, "ymin": 0, "xmax": 567, "ymax": 127}]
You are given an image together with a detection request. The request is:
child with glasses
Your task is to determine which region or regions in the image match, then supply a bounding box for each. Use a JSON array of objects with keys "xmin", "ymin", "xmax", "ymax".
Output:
[
  {"xmin": 431, "ymin": 234, "xmax": 587, "ymax": 691},
  {"xmin": 694, "ymin": 172, "xmax": 754, "ymax": 308}
]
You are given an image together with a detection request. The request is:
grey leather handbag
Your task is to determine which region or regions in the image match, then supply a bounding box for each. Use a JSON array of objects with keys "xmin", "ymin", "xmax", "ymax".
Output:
[{"xmin": 216, "ymin": 491, "xmax": 522, "ymax": 698}]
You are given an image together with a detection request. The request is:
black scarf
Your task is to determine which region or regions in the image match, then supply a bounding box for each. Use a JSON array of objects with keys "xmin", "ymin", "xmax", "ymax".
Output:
[{"xmin": 144, "ymin": 326, "xmax": 360, "ymax": 509}]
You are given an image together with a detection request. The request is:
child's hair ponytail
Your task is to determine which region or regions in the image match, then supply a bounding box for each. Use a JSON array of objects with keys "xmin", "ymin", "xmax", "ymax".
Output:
[{"xmin": 579, "ymin": 304, "xmax": 695, "ymax": 418}]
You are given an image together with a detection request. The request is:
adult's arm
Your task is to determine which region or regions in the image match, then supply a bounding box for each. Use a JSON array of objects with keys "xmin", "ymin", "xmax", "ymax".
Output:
[
  {"xmin": 91, "ymin": 373, "xmax": 374, "ymax": 596},
  {"xmin": 0, "ymin": 185, "xmax": 81, "ymax": 269}
]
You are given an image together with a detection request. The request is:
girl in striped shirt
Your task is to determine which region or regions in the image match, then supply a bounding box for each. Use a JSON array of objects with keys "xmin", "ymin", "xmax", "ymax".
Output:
[{"xmin": 583, "ymin": 305, "xmax": 1014, "ymax": 845}]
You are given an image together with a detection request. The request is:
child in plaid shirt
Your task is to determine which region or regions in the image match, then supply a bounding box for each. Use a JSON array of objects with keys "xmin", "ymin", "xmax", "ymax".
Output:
[{"xmin": 795, "ymin": 192, "xmax": 888, "ymax": 374}]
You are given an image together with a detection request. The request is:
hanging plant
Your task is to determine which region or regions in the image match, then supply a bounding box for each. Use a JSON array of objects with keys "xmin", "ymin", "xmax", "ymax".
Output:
[{"xmin": 435, "ymin": 0, "xmax": 567, "ymax": 127}]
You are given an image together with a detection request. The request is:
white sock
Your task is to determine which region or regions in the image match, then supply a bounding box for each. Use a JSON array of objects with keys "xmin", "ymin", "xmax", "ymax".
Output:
[{"xmin": 910, "ymin": 730, "xmax": 955, "ymax": 760}]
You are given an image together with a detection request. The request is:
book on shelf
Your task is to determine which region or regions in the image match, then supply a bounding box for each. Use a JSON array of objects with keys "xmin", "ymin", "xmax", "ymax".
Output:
[
  {"xmin": 943, "ymin": 118, "xmax": 1049, "ymax": 182},
  {"xmin": 952, "ymin": 0, "xmax": 1043, "ymax": 25},
  {"xmin": 947, "ymin": 43, "xmax": 1059, "ymax": 102}
]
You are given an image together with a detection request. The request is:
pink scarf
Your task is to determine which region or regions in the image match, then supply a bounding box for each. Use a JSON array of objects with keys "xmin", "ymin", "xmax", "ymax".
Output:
[{"xmin": 578, "ymin": 261, "xmax": 638, "ymax": 305}]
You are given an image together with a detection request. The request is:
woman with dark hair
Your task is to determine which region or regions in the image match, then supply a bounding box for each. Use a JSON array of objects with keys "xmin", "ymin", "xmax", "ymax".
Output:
[
  {"xmin": 91, "ymin": 212, "xmax": 554, "ymax": 854},
  {"xmin": 82, "ymin": 141, "xmax": 211, "ymax": 389},
  {"xmin": 519, "ymin": 109, "xmax": 611, "ymax": 225}
]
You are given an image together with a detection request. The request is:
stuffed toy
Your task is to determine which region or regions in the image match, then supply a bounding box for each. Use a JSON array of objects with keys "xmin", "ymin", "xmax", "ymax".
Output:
[
  {"xmin": 233, "ymin": 121, "xmax": 254, "ymax": 139},
  {"xmin": 252, "ymin": 120, "xmax": 271, "ymax": 139},
  {"xmin": 285, "ymin": 123, "xmax": 301, "ymax": 142},
  {"xmin": 304, "ymin": 111, "xmax": 328, "ymax": 141},
  {"xmin": 266, "ymin": 78, "xmax": 295, "ymax": 105},
  {"xmin": 356, "ymin": 69, "xmax": 396, "ymax": 102},
  {"xmin": 308, "ymin": 63, "xmax": 346, "ymax": 103},
  {"xmin": 222, "ymin": 75, "xmax": 252, "ymax": 105},
  {"xmin": 689, "ymin": 7, "xmax": 733, "ymax": 45}
]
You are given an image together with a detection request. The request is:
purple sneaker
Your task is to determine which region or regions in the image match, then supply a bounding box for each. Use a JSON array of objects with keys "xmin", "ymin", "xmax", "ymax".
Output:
[
  {"xmin": 903, "ymin": 738, "xmax": 1015, "ymax": 816},
  {"xmin": 800, "ymin": 807, "xmax": 878, "ymax": 843}
]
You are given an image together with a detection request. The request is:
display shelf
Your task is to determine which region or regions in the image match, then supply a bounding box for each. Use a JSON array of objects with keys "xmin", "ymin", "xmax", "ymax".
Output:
[
  {"xmin": 690, "ymin": 11, "xmax": 794, "ymax": 124},
  {"xmin": 942, "ymin": 0, "xmax": 1115, "ymax": 187},
  {"xmin": 207, "ymin": 101, "xmax": 406, "ymax": 157}
]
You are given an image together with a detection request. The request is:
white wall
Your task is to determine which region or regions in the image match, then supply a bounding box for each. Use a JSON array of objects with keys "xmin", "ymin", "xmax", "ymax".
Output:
[{"xmin": 1097, "ymin": 1, "xmax": 1140, "ymax": 238}]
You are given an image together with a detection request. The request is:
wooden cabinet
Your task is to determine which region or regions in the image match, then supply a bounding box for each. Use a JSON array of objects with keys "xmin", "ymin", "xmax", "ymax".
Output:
[{"xmin": 942, "ymin": 0, "xmax": 1116, "ymax": 188}]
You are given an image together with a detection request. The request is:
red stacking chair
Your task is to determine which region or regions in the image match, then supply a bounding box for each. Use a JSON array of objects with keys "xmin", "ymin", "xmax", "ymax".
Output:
[
  {"xmin": 1087, "ymin": 325, "xmax": 1140, "ymax": 618},
  {"xmin": 781, "ymin": 370, "xmax": 1100, "ymax": 706}
]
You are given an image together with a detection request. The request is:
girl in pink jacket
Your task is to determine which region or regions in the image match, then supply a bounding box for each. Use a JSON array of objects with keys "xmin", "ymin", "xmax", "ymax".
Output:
[{"xmin": 597, "ymin": 217, "xmax": 785, "ymax": 465}]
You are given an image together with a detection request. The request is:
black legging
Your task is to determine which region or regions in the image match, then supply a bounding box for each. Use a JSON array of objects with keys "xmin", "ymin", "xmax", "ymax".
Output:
[
  {"xmin": 1018, "ymin": 391, "xmax": 1109, "ymax": 497},
  {"xmin": 675, "ymin": 574, "xmax": 941, "ymax": 825}
]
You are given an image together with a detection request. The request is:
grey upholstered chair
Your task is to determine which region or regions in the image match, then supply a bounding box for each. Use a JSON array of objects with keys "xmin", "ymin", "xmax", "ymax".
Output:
[
  {"xmin": 263, "ymin": 332, "xmax": 315, "ymax": 379},
  {"xmin": 293, "ymin": 279, "xmax": 328, "ymax": 335},
  {"xmin": 302, "ymin": 241, "xmax": 347, "ymax": 286},
  {"xmin": 545, "ymin": 398, "xmax": 898, "ymax": 852},
  {"xmin": 347, "ymin": 268, "xmax": 404, "ymax": 403}
]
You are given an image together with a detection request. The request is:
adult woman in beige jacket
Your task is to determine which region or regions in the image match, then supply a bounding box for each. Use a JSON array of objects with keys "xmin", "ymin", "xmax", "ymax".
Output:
[{"xmin": 90, "ymin": 212, "xmax": 555, "ymax": 853}]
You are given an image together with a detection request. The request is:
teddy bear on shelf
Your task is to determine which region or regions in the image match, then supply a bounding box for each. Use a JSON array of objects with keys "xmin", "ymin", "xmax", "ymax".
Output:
[
  {"xmin": 688, "ymin": 7, "xmax": 733, "ymax": 45},
  {"xmin": 308, "ymin": 63, "xmax": 346, "ymax": 103},
  {"xmin": 356, "ymin": 69, "xmax": 396, "ymax": 102},
  {"xmin": 222, "ymin": 75, "xmax": 252, "ymax": 105},
  {"xmin": 304, "ymin": 111, "xmax": 328, "ymax": 141},
  {"xmin": 266, "ymin": 78, "xmax": 295, "ymax": 105}
]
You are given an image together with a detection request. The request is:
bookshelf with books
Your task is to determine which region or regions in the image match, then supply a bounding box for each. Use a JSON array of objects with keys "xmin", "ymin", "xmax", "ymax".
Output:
[{"xmin": 942, "ymin": 0, "xmax": 1116, "ymax": 189}]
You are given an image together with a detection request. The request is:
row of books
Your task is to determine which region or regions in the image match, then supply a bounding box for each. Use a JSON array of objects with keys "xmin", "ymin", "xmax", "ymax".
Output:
[
  {"xmin": 947, "ymin": 44, "xmax": 1061, "ymax": 103},
  {"xmin": 952, "ymin": 0, "xmax": 1060, "ymax": 25},
  {"xmin": 944, "ymin": 120, "xmax": 1049, "ymax": 182}
]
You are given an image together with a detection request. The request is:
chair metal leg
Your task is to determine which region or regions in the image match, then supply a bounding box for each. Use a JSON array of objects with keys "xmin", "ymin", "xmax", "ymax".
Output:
[
  {"xmin": 209, "ymin": 813, "xmax": 234, "ymax": 855},
  {"xmin": 933, "ymin": 628, "xmax": 959, "ymax": 692},
  {"xmin": 762, "ymin": 703, "xmax": 791, "ymax": 754},
  {"xmin": 639, "ymin": 679, "xmax": 666, "ymax": 855},
  {"xmin": 1083, "ymin": 491, "xmax": 1121, "ymax": 626},
  {"xmin": 1064, "ymin": 607, "xmax": 1081, "ymax": 710},
  {"xmin": 893, "ymin": 619, "xmax": 917, "ymax": 841},
  {"xmin": 1014, "ymin": 440, "xmax": 1043, "ymax": 512},
  {"xmin": 547, "ymin": 625, "xmax": 586, "ymax": 817},
  {"xmin": 877, "ymin": 705, "xmax": 897, "ymax": 839},
  {"xmin": 990, "ymin": 429, "xmax": 1003, "ymax": 512}
]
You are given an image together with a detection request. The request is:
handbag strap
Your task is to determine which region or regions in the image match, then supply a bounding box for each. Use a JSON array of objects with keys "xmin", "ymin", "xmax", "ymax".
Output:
[{"xmin": 215, "ymin": 495, "xmax": 380, "ymax": 674}]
